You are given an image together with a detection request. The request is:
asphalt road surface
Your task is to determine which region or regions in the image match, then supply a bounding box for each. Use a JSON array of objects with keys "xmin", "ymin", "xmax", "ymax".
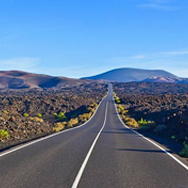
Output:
[{"xmin": 0, "ymin": 84, "xmax": 188, "ymax": 188}]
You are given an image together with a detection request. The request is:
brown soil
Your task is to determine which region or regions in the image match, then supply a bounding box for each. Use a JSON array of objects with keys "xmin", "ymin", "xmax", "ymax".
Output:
[{"xmin": 0, "ymin": 70, "xmax": 97, "ymax": 90}]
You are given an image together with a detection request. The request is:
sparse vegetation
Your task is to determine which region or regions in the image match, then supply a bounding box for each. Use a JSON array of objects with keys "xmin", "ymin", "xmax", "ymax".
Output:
[
  {"xmin": 0, "ymin": 82, "xmax": 107, "ymax": 149},
  {"xmin": 52, "ymin": 102, "xmax": 98, "ymax": 132},
  {"xmin": 115, "ymin": 97, "xmax": 121, "ymax": 104},
  {"xmin": 171, "ymin": 135, "xmax": 176, "ymax": 139},
  {"xmin": 0, "ymin": 129, "xmax": 10, "ymax": 140},
  {"xmin": 28, "ymin": 117, "xmax": 44, "ymax": 123},
  {"xmin": 118, "ymin": 105, "xmax": 124, "ymax": 111},
  {"xmin": 38, "ymin": 113, "xmax": 42, "ymax": 118},
  {"xmin": 137, "ymin": 118, "xmax": 155, "ymax": 127},
  {"xmin": 78, "ymin": 112, "xmax": 92, "ymax": 123},
  {"xmin": 67, "ymin": 118, "xmax": 79, "ymax": 128},
  {"xmin": 53, "ymin": 122, "xmax": 66, "ymax": 132},
  {"xmin": 117, "ymin": 105, "xmax": 129, "ymax": 115},
  {"xmin": 23, "ymin": 113, "xmax": 29, "ymax": 117},
  {"xmin": 179, "ymin": 142, "xmax": 188, "ymax": 157},
  {"xmin": 115, "ymin": 94, "xmax": 138, "ymax": 128},
  {"xmin": 123, "ymin": 116, "xmax": 139, "ymax": 128},
  {"xmin": 56, "ymin": 112, "xmax": 67, "ymax": 121},
  {"xmin": 113, "ymin": 82, "xmax": 188, "ymax": 158},
  {"xmin": 114, "ymin": 92, "xmax": 121, "ymax": 104},
  {"xmin": 138, "ymin": 118, "xmax": 147, "ymax": 126}
]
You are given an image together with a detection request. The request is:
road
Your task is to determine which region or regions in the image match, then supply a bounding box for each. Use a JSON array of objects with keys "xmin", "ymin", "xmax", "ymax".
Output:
[{"xmin": 0, "ymin": 85, "xmax": 188, "ymax": 188}]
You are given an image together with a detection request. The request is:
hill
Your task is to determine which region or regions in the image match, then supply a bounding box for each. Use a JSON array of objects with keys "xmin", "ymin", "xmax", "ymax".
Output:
[
  {"xmin": 0, "ymin": 70, "xmax": 93, "ymax": 90},
  {"xmin": 81, "ymin": 68, "xmax": 177, "ymax": 82},
  {"xmin": 143, "ymin": 76, "xmax": 188, "ymax": 84}
]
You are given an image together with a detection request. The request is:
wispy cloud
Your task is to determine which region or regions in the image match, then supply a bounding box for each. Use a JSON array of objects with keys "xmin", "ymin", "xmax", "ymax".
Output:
[
  {"xmin": 139, "ymin": 0, "xmax": 179, "ymax": 11},
  {"xmin": 131, "ymin": 55, "xmax": 146, "ymax": 59},
  {"xmin": 132, "ymin": 49, "xmax": 188, "ymax": 58},
  {"xmin": 0, "ymin": 57, "xmax": 40, "ymax": 72},
  {"xmin": 162, "ymin": 50, "xmax": 188, "ymax": 56}
]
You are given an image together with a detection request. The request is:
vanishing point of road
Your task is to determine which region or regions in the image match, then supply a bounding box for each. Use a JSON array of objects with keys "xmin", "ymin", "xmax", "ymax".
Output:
[{"xmin": 0, "ymin": 84, "xmax": 188, "ymax": 188}]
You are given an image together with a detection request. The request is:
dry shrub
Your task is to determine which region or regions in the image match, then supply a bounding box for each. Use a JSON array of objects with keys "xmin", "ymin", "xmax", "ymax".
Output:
[
  {"xmin": 123, "ymin": 117, "xmax": 139, "ymax": 128},
  {"xmin": 78, "ymin": 113, "xmax": 91, "ymax": 123},
  {"xmin": 67, "ymin": 118, "xmax": 79, "ymax": 128},
  {"xmin": 121, "ymin": 110, "xmax": 129, "ymax": 114},
  {"xmin": 87, "ymin": 107, "xmax": 92, "ymax": 111},
  {"xmin": 53, "ymin": 122, "xmax": 66, "ymax": 132},
  {"xmin": 89, "ymin": 102, "xmax": 98, "ymax": 108},
  {"xmin": 28, "ymin": 117, "xmax": 44, "ymax": 123},
  {"xmin": 88, "ymin": 103, "xmax": 98, "ymax": 113}
]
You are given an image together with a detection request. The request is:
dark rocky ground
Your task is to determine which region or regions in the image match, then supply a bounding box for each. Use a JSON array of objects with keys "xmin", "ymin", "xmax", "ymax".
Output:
[
  {"xmin": 0, "ymin": 82, "xmax": 107, "ymax": 150},
  {"xmin": 113, "ymin": 82, "xmax": 188, "ymax": 94},
  {"xmin": 113, "ymin": 82, "xmax": 188, "ymax": 157}
]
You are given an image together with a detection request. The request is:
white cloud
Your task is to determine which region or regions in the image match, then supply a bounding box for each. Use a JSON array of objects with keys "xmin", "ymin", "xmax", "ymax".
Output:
[
  {"xmin": 0, "ymin": 57, "xmax": 40, "ymax": 72},
  {"xmin": 131, "ymin": 49, "xmax": 188, "ymax": 58},
  {"xmin": 139, "ymin": 0, "xmax": 178, "ymax": 11},
  {"xmin": 162, "ymin": 50, "xmax": 188, "ymax": 56},
  {"xmin": 131, "ymin": 55, "xmax": 146, "ymax": 59},
  {"xmin": 140, "ymin": 4, "xmax": 174, "ymax": 10}
]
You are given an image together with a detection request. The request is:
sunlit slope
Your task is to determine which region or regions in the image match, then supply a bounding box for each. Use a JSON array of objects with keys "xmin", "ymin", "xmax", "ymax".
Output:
[
  {"xmin": 81, "ymin": 68, "xmax": 177, "ymax": 82},
  {"xmin": 0, "ymin": 70, "xmax": 93, "ymax": 90}
]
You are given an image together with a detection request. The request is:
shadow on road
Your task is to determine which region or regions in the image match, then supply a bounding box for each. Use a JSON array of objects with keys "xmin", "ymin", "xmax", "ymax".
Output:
[
  {"xmin": 117, "ymin": 148, "xmax": 171, "ymax": 153},
  {"xmin": 102, "ymin": 130, "xmax": 138, "ymax": 135}
]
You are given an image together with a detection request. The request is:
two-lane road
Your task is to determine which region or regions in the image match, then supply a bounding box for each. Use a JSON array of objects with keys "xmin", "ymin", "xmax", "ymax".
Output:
[{"xmin": 0, "ymin": 85, "xmax": 188, "ymax": 188}]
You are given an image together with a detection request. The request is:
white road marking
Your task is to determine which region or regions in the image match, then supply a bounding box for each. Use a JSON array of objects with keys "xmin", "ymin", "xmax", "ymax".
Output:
[
  {"xmin": 71, "ymin": 101, "xmax": 108, "ymax": 188},
  {"xmin": 0, "ymin": 95, "xmax": 107, "ymax": 158},
  {"xmin": 113, "ymin": 95, "xmax": 188, "ymax": 171}
]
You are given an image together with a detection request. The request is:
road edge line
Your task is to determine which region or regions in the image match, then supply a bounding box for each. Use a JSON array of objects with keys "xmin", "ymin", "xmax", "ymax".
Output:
[
  {"xmin": 71, "ymin": 101, "xmax": 108, "ymax": 188},
  {"xmin": 112, "ymin": 95, "xmax": 188, "ymax": 171},
  {"xmin": 0, "ymin": 95, "xmax": 107, "ymax": 158}
]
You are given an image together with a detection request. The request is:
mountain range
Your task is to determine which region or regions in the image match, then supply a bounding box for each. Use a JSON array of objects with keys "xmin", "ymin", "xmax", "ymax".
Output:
[
  {"xmin": 81, "ymin": 68, "xmax": 178, "ymax": 82},
  {"xmin": 0, "ymin": 70, "xmax": 93, "ymax": 90},
  {"xmin": 0, "ymin": 68, "xmax": 187, "ymax": 90},
  {"xmin": 82, "ymin": 68, "xmax": 188, "ymax": 83}
]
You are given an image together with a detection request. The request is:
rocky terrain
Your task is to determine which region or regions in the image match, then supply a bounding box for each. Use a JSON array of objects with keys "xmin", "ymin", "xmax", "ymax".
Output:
[
  {"xmin": 113, "ymin": 82, "xmax": 188, "ymax": 157},
  {"xmin": 113, "ymin": 82, "xmax": 188, "ymax": 94},
  {"xmin": 143, "ymin": 76, "xmax": 188, "ymax": 84},
  {"xmin": 0, "ymin": 82, "xmax": 107, "ymax": 150}
]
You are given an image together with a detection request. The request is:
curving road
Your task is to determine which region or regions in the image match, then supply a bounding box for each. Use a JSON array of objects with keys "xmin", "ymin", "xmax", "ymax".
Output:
[{"xmin": 0, "ymin": 84, "xmax": 188, "ymax": 188}]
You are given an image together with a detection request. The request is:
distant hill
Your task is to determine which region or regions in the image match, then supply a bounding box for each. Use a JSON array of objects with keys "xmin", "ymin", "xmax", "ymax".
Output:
[
  {"xmin": 0, "ymin": 69, "xmax": 186, "ymax": 91},
  {"xmin": 143, "ymin": 76, "xmax": 188, "ymax": 84},
  {"xmin": 0, "ymin": 70, "xmax": 93, "ymax": 90},
  {"xmin": 81, "ymin": 68, "xmax": 177, "ymax": 82}
]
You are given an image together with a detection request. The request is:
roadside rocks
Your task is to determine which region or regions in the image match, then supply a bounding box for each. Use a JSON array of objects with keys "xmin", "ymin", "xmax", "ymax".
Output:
[
  {"xmin": 113, "ymin": 82, "xmax": 188, "ymax": 143},
  {"xmin": 0, "ymin": 82, "xmax": 107, "ymax": 149}
]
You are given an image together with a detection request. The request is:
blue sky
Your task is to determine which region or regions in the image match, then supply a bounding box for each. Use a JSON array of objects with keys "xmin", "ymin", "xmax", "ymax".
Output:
[{"xmin": 0, "ymin": 0, "xmax": 188, "ymax": 78}]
